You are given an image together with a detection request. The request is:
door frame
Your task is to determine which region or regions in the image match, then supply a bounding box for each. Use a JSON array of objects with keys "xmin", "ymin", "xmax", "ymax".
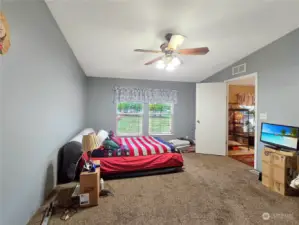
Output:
[{"xmin": 224, "ymin": 72, "xmax": 258, "ymax": 169}]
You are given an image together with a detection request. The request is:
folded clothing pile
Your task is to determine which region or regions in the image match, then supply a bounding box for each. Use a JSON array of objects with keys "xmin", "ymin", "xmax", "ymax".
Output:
[
  {"xmin": 168, "ymin": 138, "xmax": 195, "ymax": 153},
  {"xmin": 169, "ymin": 137, "xmax": 195, "ymax": 147}
]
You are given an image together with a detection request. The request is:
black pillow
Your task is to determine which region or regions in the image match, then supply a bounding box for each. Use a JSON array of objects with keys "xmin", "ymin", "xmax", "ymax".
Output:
[{"xmin": 57, "ymin": 141, "xmax": 83, "ymax": 184}]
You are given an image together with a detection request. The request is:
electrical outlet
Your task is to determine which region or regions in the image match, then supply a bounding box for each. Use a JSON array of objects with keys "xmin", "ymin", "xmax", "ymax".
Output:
[{"xmin": 186, "ymin": 136, "xmax": 188, "ymax": 139}]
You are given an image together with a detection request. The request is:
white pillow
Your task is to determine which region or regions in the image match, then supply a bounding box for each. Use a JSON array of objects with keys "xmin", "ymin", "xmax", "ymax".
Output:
[
  {"xmin": 70, "ymin": 128, "xmax": 95, "ymax": 143},
  {"xmin": 81, "ymin": 128, "xmax": 96, "ymax": 136},
  {"xmin": 97, "ymin": 130, "xmax": 109, "ymax": 145}
]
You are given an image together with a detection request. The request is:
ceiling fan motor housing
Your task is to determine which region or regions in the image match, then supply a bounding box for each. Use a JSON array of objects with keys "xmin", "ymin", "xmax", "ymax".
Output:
[
  {"xmin": 160, "ymin": 43, "xmax": 168, "ymax": 52},
  {"xmin": 165, "ymin": 33, "xmax": 173, "ymax": 42}
]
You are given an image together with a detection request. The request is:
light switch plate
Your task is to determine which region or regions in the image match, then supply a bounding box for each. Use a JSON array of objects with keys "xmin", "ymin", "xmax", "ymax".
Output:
[{"xmin": 260, "ymin": 113, "xmax": 267, "ymax": 120}]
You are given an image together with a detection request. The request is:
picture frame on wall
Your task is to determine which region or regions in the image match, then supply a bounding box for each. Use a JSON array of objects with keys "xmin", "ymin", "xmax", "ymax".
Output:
[{"xmin": 0, "ymin": 12, "xmax": 11, "ymax": 55}]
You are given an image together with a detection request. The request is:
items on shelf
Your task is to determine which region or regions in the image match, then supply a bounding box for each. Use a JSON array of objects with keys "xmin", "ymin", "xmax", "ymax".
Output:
[
  {"xmin": 228, "ymin": 108, "xmax": 254, "ymax": 150},
  {"xmin": 236, "ymin": 93, "xmax": 255, "ymax": 106}
]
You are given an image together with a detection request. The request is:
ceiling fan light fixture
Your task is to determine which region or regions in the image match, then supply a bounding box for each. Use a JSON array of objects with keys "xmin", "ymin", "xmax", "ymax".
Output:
[
  {"xmin": 156, "ymin": 60, "xmax": 165, "ymax": 69},
  {"xmin": 166, "ymin": 64, "xmax": 175, "ymax": 72},
  {"xmin": 171, "ymin": 57, "xmax": 181, "ymax": 67}
]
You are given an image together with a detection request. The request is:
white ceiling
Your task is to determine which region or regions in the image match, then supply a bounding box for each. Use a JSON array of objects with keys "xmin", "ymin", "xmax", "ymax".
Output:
[{"xmin": 46, "ymin": 0, "xmax": 299, "ymax": 82}]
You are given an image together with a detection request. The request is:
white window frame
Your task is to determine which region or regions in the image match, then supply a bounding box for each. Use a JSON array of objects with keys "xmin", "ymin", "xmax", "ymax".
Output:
[
  {"xmin": 116, "ymin": 102, "xmax": 144, "ymax": 136},
  {"xmin": 148, "ymin": 103, "xmax": 174, "ymax": 135}
]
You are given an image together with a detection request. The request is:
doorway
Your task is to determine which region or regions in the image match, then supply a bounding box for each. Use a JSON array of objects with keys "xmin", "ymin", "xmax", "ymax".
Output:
[{"xmin": 225, "ymin": 73, "xmax": 258, "ymax": 169}]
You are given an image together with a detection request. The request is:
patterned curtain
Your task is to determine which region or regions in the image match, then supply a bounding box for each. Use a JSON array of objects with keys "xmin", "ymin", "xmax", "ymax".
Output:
[{"xmin": 113, "ymin": 86, "xmax": 178, "ymax": 104}]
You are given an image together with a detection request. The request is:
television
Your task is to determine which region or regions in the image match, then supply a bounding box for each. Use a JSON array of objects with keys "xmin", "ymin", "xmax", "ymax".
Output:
[{"xmin": 260, "ymin": 123, "xmax": 299, "ymax": 150}]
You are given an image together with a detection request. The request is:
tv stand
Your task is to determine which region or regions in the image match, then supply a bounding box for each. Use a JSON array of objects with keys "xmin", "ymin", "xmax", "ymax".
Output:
[
  {"xmin": 265, "ymin": 145, "xmax": 294, "ymax": 153},
  {"xmin": 262, "ymin": 146, "xmax": 299, "ymax": 195},
  {"xmin": 264, "ymin": 145, "xmax": 297, "ymax": 157},
  {"xmin": 265, "ymin": 145, "xmax": 279, "ymax": 150}
]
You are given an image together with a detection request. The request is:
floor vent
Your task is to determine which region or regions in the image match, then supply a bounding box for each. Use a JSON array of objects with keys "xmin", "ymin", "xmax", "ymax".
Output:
[{"xmin": 232, "ymin": 63, "xmax": 246, "ymax": 75}]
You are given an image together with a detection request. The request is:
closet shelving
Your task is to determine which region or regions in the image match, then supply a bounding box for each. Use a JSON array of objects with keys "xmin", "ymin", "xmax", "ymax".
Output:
[{"xmin": 229, "ymin": 107, "xmax": 254, "ymax": 151}]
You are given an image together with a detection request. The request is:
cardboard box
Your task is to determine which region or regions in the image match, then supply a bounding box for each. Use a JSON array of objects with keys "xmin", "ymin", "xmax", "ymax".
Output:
[
  {"xmin": 262, "ymin": 147, "xmax": 299, "ymax": 196},
  {"xmin": 271, "ymin": 153, "xmax": 286, "ymax": 168},
  {"xmin": 262, "ymin": 174, "xmax": 272, "ymax": 188},
  {"xmin": 80, "ymin": 170, "xmax": 99, "ymax": 207},
  {"xmin": 262, "ymin": 149, "xmax": 273, "ymax": 188},
  {"xmin": 272, "ymin": 180, "xmax": 299, "ymax": 196},
  {"xmin": 272, "ymin": 180, "xmax": 286, "ymax": 195},
  {"xmin": 262, "ymin": 161, "xmax": 272, "ymax": 188},
  {"xmin": 262, "ymin": 148, "xmax": 273, "ymax": 163},
  {"xmin": 262, "ymin": 161, "xmax": 271, "ymax": 176},
  {"xmin": 272, "ymin": 165, "xmax": 285, "ymax": 183},
  {"xmin": 272, "ymin": 153, "xmax": 297, "ymax": 168}
]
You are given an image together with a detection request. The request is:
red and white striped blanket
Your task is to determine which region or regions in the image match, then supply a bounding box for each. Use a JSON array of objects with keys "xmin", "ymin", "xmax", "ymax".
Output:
[{"xmin": 119, "ymin": 136, "xmax": 174, "ymax": 156}]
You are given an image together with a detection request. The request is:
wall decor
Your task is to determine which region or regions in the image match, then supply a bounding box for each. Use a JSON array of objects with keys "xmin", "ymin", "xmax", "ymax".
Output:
[{"xmin": 0, "ymin": 12, "xmax": 11, "ymax": 55}]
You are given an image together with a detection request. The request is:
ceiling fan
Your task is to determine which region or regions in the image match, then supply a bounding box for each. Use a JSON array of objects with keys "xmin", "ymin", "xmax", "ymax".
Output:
[{"xmin": 134, "ymin": 33, "xmax": 209, "ymax": 70}]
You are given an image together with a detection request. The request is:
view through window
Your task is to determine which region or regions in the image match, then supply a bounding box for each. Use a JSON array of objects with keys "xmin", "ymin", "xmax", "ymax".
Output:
[
  {"xmin": 116, "ymin": 102, "xmax": 143, "ymax": 136},
  {"xmin": 149, "ymin": 103, "xmax": 173, "ymax": 135}
]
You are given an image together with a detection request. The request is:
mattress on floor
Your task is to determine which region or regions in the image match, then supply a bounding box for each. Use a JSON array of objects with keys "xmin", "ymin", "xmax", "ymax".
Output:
[
  {"xmin": 81, "ymin": 152, "xmax": 184, "ymax": 175},
  {"xmin": 118, "ymin": 136, "xmax": 176, "ymax": 156}
]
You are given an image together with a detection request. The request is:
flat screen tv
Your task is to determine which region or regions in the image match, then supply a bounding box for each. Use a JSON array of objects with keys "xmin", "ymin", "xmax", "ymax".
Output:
[{"xmin": 260, "ymin": 123, "xmax": 299, "ymax": 150}]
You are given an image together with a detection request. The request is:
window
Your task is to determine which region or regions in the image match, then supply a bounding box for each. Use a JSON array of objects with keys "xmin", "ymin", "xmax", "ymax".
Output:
[
  {"xmin": 116, "ymin": 102, "xmax": 143, "ymax": 136},
  {"xmin": 149, "ymin": 103, "xmax": 173, "ymax": 135}
]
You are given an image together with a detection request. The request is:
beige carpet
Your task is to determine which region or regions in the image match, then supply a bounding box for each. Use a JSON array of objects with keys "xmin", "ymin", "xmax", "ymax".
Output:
[{"xmin": 32, "ymin": 154, "xmax": 299, "ymax": 225}]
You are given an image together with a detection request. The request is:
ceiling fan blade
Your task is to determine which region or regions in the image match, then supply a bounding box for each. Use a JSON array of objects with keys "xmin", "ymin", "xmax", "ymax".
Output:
[
  {"xmin": 134, "ymin": 49, "xmax": 162, "ymax": 53},
  {"xmin": 178, "ymin": 47, "xmax": 209, "ymax": 55},
  {"xmin": 168, "ymin": 34, "xmax": 185, "ymax": 50},
  {"xmin": 144, "ymin": 56, "xmax": 164, "ymax": 65}
]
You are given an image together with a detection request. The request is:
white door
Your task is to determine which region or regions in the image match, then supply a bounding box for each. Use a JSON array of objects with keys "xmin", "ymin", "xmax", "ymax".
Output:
[{"xmin": 196, "ymin": 83, "xmax": 227, "ymax": 155}]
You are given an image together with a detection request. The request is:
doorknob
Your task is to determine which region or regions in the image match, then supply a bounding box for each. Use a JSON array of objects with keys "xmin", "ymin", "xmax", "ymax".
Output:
[{"xmin": 197, "ymin": 120, "xmax": 200, "ymax": 124}]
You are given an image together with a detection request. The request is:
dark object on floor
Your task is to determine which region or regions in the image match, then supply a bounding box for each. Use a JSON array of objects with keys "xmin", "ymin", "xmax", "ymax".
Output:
[
  {"xmin": 180, "ymin": 146, "xmax": 195, "ymax": 153},
  {"xmin": 57, "ymin": 141, "xmax": 83, "ymax": 184},
  {"xmin": 60, "ymin": 208, "xmax": 77, "ymax": 221},
  {"xmin": 40, "ymin": 203, "xmax": 53, "ymax": 225},
  {"xmin": 100, "ymin": 189, "xmax": 114, "ymax": 197},
  {"xmin": 259, "ymin": 172, "xmax": 262, "ymax": 181},
  {"xmin": 177, "ymin": 137, "xmax": 195, "ymax": 145},
  {"xmin": 103, "ymin": 167, "xmax": 183, "ymax": 179}
]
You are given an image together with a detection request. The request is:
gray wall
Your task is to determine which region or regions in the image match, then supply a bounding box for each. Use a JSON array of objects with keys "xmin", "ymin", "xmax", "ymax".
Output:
[
  {"xmin": 0, "ymin": 1, "xmax": 3, "ymax": 222},
  {"xmin": 86, "ymin": 78, "xmax": 196, "ymax": 140},
  {"xmin": 202, "ymin": 28, "xmax": 299, "ymax": 171},
  {"xmin": 2, "ymin": 2, "xmax": 87, "ymax": 225}
]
